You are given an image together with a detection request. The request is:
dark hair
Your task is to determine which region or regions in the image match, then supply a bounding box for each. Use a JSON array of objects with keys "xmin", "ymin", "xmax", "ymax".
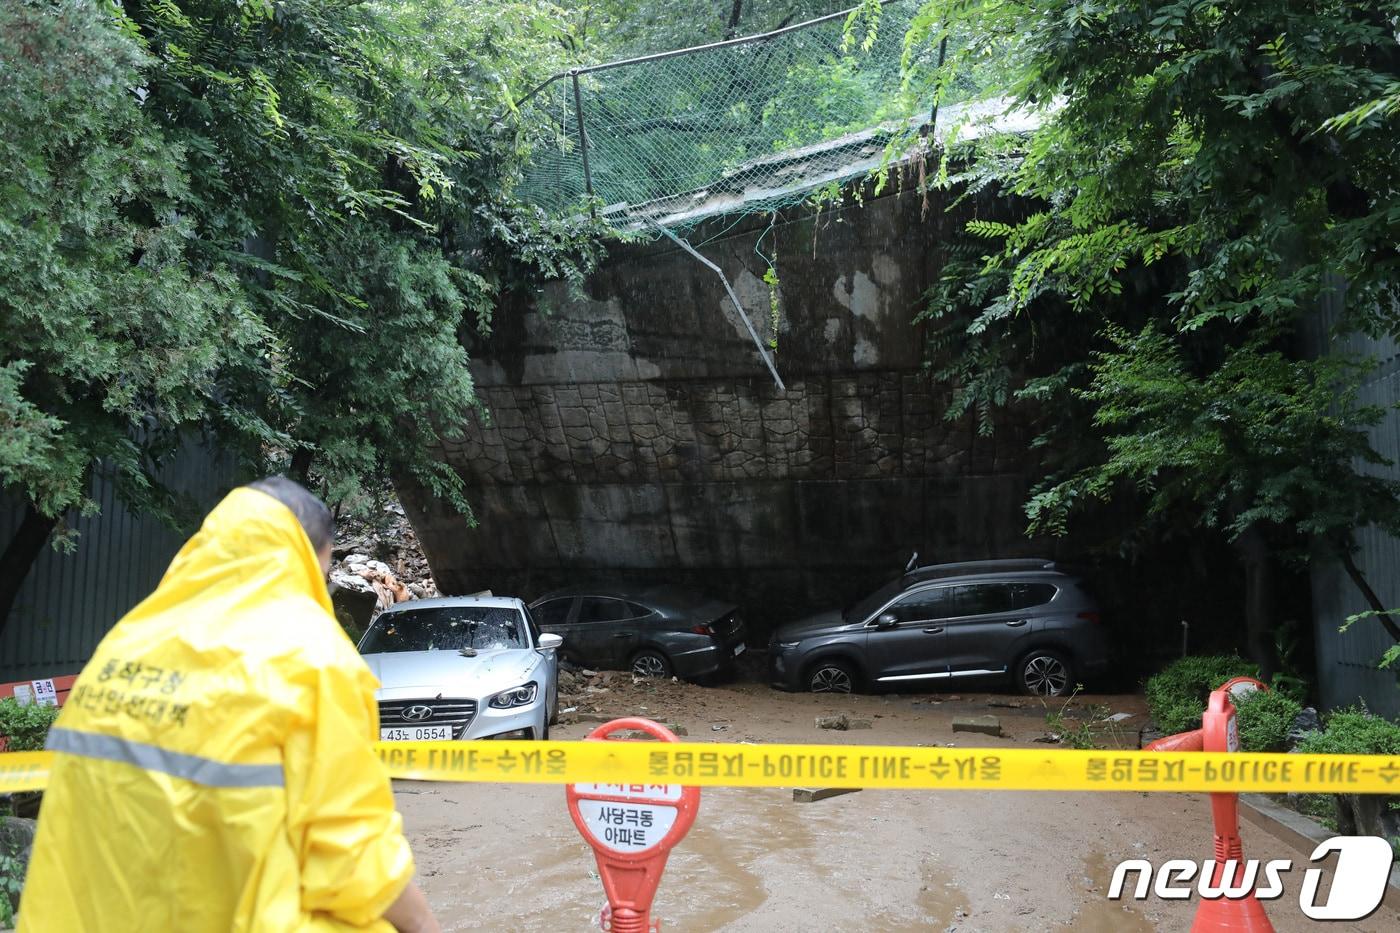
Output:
[{"xmin": 245, "ymin": 476, "xmax": 334, "ymax": 553}]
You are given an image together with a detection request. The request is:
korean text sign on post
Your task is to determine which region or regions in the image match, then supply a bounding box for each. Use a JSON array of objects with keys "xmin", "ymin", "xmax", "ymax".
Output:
[{"xmin": 567, "ymin": 718, "xmax": 700, "ymax": 932}]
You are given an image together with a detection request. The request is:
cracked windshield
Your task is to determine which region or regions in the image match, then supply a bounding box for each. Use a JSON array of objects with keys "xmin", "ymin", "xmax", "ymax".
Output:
[{"xmin": 361, "ymin": 609, "xmax": 528, "ymax": 654}]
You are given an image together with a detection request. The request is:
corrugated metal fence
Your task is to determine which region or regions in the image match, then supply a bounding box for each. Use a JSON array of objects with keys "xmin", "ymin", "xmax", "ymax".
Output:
[
  {"xmin": 0, "ymin": 447, "xmax": 234, "ymax": 682},
  {"xmin": 1300, "ymin": 291, "xmax": 1400, "ymax": 719}
]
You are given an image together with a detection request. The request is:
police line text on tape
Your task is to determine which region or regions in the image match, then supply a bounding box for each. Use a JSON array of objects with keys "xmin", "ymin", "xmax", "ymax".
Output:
[{"xmin": 4, "ymin": 743, "xmax": 1398, "ymax": 794}]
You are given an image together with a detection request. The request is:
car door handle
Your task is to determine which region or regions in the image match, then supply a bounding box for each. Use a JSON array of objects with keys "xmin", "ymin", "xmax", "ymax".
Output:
[
  {"xmin": 1005, "ymin": 619, "xmax": 1028, "ymax": 627},
  {"xmin": 922, "ymin": 626, "xmax": 944, "ymax": 634},
  {"xmin": 611, "ymin": 632, "xmax": 634, "ymax": 638}
]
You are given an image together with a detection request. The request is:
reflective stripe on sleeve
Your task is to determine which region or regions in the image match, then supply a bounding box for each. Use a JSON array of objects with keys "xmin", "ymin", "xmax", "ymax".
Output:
[{"xmin": 46, "ymin": 727, "xmax": 284, "ymax": 789}]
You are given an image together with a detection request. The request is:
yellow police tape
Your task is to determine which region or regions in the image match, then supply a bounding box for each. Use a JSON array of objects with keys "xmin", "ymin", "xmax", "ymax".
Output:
[{"xmin": 3, "ymin": 742, "xmax": 1399, "ymax": 794}]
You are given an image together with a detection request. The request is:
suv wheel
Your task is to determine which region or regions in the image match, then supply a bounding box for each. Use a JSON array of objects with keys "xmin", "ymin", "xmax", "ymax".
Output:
[
  {"xmin": 1017, "ymin": 649, "xmax": 1072, "ymax": 697},
  {"xmin": 807, "ymin": 659, "xmax": 856, "ymax": 694}
]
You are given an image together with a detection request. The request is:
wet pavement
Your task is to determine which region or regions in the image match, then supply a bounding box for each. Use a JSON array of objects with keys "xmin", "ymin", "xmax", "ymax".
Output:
[{"xmin": 396, "ymin": 680, "xmax": 1400, "ymax": 931}]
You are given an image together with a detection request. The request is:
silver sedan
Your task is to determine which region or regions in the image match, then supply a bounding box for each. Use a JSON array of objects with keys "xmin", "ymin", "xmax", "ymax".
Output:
[{"xmin": 359, "ymin": 596, "xmax": 561, "ymax": 741}]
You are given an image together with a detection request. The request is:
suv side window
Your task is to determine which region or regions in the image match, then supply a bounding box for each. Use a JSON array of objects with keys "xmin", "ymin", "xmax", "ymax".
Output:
[
  {"xmin": 532, "ymin": 598, "xmax": 573, "ymax": 627},
  {"xmin": 890, "ymin": 586, "xmax": 957, "ymax": 623},
  {"xmin": 955, "ymin": 584, "xmax": 1015, "ymax": 616},
  {"xmin": 1007, "ymin": 583, "xmax": 1057, "ymax": 611},
  {"xmin": 578, "ymin": 597, "xmax": 642, "ymax": 624}
]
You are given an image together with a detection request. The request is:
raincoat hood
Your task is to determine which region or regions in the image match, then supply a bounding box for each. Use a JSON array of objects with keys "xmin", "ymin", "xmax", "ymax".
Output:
[
  {"xmin": 148, "ymin": 484, "xmax": 334, "ymax": 623},
  {"xmin": 20, "ymin": 486, "xmax": 413, "ymax": 933}
]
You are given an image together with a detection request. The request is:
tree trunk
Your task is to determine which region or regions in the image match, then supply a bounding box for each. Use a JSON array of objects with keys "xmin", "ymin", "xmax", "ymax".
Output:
[
  {"xmin": 1234, "ymin": 524, "xmax": 1279, "ymax": 681},
  {"xmin": 724, "ymin": 0, "xmax": 744, "ymax": 38},
  {"xmin": 0, "ymin": 505, "xmax": 58, "ymax": 640},
  {"xmin": 289, "ymin": 448, "xmax": 314, "ymax": 485},
  {"xmin": 1337, "ymin": 545, "xmax": 1400, "ymax": 643}
]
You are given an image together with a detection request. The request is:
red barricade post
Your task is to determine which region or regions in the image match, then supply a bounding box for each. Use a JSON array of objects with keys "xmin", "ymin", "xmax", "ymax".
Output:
[
  {"xmin": 1147, "ymin": 677, "xmax": 1273, "ymax": 933},
  {"xmin": 567, "ymin": 718, "xmax": 700, "ymax": 933}
]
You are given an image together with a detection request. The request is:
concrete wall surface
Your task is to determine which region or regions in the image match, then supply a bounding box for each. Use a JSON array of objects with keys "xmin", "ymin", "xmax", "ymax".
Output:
[{"xmin": 401, "ymin": 186, "xmax": 1073, "ymax": 632}]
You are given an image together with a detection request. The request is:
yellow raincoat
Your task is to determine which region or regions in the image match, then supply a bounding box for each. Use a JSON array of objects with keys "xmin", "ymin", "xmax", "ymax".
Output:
[{"xmin": 19, "ymin": 487, "xmax": 413, "ymax": 932}]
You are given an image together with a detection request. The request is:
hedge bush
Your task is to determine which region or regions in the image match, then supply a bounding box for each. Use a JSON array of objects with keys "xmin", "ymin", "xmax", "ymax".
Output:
[
  {"xmin": 1295, "ymin": 710, "xmax": 1400, "ymax": 859},
  {"xmin": 1233, "ymin": 688, "xmax": 1302, "ymax": 752},
  {"xmin": 1295, "ymin": 709, "xmax": 1400, "ymax": 756},
  {"xmin": 1144, "ymin": 655, "xmax": 1259, "ymax": 735},
  {"xmin": 0, "ymin": 697, "xmax": 61, "ymax": 752}
]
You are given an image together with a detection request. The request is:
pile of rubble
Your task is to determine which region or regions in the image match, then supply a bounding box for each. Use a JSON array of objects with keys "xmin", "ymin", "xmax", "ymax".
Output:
[
  {"xmin": 555, "ymin": 667, "xmax": 621, "ymax": 717},
  {"xmin": 328, "ymin": 498, "xmax": 438, "ymax": 637},
  {"xmin": 331, "ymin": 555, "xmax": 423, "ymax": 611},
  {"xmin": 554, "ymin": 665, "xmax": 691, "ymax": 724}
]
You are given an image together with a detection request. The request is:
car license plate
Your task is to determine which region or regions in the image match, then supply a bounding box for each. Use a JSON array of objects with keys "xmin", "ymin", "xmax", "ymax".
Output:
[
  {"xmin": 380, "ymin": 726, "xmax": 452, "ymax": 742},
  {"xmin": 733, "ymin": 643, "xmax": 746, "ymax": 657}
]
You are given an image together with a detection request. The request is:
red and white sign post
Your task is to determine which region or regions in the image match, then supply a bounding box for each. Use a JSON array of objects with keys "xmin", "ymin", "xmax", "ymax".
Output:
[{"xmin": 567, "ymin": 718, "xmax": 700, "ymax": 932}]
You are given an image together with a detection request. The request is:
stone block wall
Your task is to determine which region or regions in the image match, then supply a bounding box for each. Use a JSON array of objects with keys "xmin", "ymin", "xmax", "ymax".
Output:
[
  {"xmin": 441, "ymin": 373, "xmax": 1024, "ymax": 488},
  {"xmin": 400, "ymin": 185, "xmax": 1069, "ymax": 632}
]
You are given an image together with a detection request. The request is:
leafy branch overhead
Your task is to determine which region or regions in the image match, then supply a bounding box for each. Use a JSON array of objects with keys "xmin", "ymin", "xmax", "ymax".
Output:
[
  {"xmin": 0, "ymin": 0, "xmax": 604, "ymax": 634},
  {"xmin": 1, "ymin": 0, "xmax": 602, "ymax": 535},
  {"xmin": 903, "ymin": 0, "xmax": 1400, "ymax": 660}
]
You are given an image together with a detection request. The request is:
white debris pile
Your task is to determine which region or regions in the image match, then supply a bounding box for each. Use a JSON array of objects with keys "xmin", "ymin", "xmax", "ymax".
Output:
[
  {"xmin": 328, "ymin": 496, "xmax": 438, "ymax": 638},
  {"xmin": 330, "ymin": 498, "xmax": 438, "ymax": 607},
  {"xmin": 330, "ymin": 555, "xmax": 416, "ymax": 612}
]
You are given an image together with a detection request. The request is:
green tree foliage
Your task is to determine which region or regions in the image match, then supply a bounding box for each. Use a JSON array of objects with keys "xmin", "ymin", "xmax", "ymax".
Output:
[
  {"xmin": 1026, "ymin": 329, "xmax": 1400, "ymax": 551},
  {"xmin": 120, "ymin": 0, "xmax": 597, "ymax": 506},
  {"xmin": 1, "ymin": 1, "xmax": 599, "ymax": 631},
  {"xmin": 906, "ymin": 1, "xmax": 1400, "ymax": 669},
  {"xmin": 1, "ymin": 1, "xmax": 251, "ymax": 524},
  {"xmin": 560, "ymin": 1, "xmax": 852, "ymax": 60}
]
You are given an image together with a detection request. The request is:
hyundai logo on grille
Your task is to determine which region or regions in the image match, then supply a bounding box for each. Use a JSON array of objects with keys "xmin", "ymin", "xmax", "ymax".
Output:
[{"xmin": 402, "ymin": 705, "xmax": 435, "ymax": 722}]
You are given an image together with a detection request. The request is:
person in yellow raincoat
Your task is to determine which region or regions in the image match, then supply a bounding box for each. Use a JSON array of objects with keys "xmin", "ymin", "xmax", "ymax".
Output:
[{"xmin": 18, "ymin": 477, "xmax": 440, "ymax": 933}]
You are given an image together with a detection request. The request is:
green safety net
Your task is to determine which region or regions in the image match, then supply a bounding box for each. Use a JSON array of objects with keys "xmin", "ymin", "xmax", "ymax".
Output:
[{"xmin": 511, "ymin": 0, "xmax": 937, "ymax": 235}]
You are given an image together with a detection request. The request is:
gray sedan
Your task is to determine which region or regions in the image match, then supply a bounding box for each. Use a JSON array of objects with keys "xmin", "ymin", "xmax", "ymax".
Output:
[{"xmin": 528, "ymin": 584, "xmax": 748, "ymax": 680}]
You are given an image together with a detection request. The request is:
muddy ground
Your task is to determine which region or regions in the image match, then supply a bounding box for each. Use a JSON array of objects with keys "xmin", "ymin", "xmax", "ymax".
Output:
[{"xmin": 396, "ymin": 675, "xmax": 1400, "ymax": 932}]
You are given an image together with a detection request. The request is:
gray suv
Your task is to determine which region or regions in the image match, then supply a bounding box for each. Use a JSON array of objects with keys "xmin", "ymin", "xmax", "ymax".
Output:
[{"xmin": 768, "ymin": 559, "xmax": 1109, "ymax": 696}]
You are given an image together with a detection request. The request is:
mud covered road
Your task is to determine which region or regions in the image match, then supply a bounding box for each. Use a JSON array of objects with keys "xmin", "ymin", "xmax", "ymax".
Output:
[{"xmin": 396, "ymin": 678, "xmax": 1399, "ymax": 931}]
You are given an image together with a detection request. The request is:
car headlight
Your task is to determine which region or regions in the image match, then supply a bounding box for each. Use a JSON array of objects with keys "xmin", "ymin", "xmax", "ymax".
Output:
[
  {"xmin": 777, "ymin": 641, "xmax": 801, "ymax": 650},
  {"xmin": 489, "ymin": 684, "xmax": 538, "ymax": 709}
]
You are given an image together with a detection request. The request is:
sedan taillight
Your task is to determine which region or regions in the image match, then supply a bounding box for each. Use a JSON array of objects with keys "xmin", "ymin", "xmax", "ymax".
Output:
[
  {"xmin": 691, "ymin": 623, "xmax": 715, "ymax": 636},
  {"xmin": 1077, "ymin": 611, "xmax": 1103, "ymax": 625}
]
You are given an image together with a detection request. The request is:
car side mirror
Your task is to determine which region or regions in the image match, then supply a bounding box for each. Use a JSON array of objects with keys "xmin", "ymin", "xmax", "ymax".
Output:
[
  {"xmin": 874, "ymin": 612, "xmax": 899, "ymax": 629},
  {"xmin": 538, "ymin": 632, "xmax": 563, "ymax": 651}
]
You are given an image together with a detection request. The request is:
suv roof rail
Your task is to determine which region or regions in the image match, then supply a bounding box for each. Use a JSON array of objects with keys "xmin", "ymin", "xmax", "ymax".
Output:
[{"xmin": 902, "ymin": 558, "xmax": 1060, "ymax": 582}]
